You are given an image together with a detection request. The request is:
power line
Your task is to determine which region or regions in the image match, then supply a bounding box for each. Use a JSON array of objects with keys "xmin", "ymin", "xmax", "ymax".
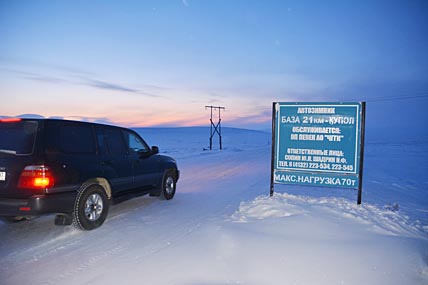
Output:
[
  {"xmin": 364, "ymin": 93, "xmax": 428, "ymax": 102},
  {"xmin": 346, "ymin": 93, "xmax": 428, "ymax": 103}
]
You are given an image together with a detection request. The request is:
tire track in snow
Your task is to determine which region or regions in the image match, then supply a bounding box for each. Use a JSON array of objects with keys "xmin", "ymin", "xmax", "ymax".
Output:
[{"xmin": 42, "ymin": 244, "xmax": 125, "ymax": 285}]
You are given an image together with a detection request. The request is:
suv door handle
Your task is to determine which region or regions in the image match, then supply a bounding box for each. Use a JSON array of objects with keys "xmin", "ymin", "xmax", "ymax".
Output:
[{"xmin": 101, "ymin": 160, "xmax": 113, "ymax": 166}]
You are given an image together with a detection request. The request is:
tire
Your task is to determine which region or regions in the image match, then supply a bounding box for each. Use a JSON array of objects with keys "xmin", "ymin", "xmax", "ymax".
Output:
[
  {"xmin": 160, "ymin": 169, "xmax": 177, "ymax": 200},
  {"xmin": 72, "ymin": 184, "xmax": 109, "ymax": 230}
]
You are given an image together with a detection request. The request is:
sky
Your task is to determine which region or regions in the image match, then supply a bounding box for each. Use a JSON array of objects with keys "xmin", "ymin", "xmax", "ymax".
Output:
[{"xmin": 0, "ymin": 0, "xmax": 427, "ymax": 135}]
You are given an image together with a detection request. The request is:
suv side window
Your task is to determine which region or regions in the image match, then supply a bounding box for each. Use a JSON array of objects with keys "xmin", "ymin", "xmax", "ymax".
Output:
[
  {"xmin": 0, "ymin": 120, "xmax": 38, "ymax": 155},
  {"xmin": 96, "ymin": 127, "xmax": 127, "ymax": 155},
  {"xmin": 123, "ymin": 131, "xmax": 150, "ymax": 154},
  {"xmin": 59, "ymin": 124, "xmax": 95, "ymax": 154}
]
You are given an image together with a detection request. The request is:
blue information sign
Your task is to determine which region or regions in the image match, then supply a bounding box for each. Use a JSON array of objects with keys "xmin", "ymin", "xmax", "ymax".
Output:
[{"xmin": 271, "ymin": 102, "xmax": 365, "ymax": 194}]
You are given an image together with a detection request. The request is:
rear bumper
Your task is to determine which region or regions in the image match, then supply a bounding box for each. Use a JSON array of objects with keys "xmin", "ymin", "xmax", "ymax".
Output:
[{"xmin": 0, "ymin": 192, "xmax": 77, "ymax": 217}]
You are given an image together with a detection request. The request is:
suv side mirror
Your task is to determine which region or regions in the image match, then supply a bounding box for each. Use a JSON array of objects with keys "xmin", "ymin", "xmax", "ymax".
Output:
[{"xmin": 151, "ymin": 146, "xmax": 159, "ymax": 155}]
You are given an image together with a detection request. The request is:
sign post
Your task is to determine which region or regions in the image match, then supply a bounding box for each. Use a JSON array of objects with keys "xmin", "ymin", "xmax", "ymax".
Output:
[{"xmin": 270, "ymin": 102, "xmax": 366, "ymax": 204}]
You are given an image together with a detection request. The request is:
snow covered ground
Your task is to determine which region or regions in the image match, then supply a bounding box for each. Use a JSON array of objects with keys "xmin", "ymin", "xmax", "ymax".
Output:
[{"xmin": 0, "ymin": 127, "xmax": 427, "ymax": 285}]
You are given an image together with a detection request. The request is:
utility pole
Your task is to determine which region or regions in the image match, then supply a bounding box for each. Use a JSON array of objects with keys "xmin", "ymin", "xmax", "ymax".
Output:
[{"xmin": 205, "ymin": 105, "xmax": 225, "ymax": 150}]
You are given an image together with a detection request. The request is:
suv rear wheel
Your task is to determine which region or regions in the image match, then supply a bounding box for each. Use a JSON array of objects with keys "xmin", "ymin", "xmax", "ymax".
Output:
[{"xmin": 73, "ymin": 184, "xmax": 109, "ymax": 230}]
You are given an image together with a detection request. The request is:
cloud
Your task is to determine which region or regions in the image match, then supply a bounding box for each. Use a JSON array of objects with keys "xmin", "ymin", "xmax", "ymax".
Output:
[
  {"xmin": 0, "ymin": 56, "xmax": 95, "ymax": 77},
  {"xmin": 0, "ymin": 114, "xmax": 121, "ymax": 127},
  {"xmin": 225, "ymin": 109, "xmax": 272, "ymax": 130},
  {"xmin": 62, "ymin": 115, "xmax": 117, "ymax": 126},
  {"xmin": 82, "ymin": 78, "xmax": 165, "ymax": 98},
  {"xmin": 0, "ymin": 64, "xmax": 163, "ymax": 98},
  {"xmin": 85, "ymin": 78, "xmax": 139, "ymax": 93},
  {"xmin": 0, "ymin": 68, "xmax": 69, "ymax": 84},
  {"xmin": 17, "ymin": 114, "xmax": 46, "ymax": 119},
  {"xmin": 23, "ymin": 75, "xmax": 67, "ymax": 84},
  {"xmin": 70, "ymin": 73, "xmax": 166, "ymax": 97}
]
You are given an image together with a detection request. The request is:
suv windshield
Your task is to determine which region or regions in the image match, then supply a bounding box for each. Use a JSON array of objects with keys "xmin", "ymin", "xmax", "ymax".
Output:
[{"xmin": 0, "ymin": 120, "xmax": 38, "ymax": 155}]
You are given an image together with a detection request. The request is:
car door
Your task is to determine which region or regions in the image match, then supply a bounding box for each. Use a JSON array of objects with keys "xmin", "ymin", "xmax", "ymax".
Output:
[
  {"xmin": 96, "ymin": 126, "xmax": 133, "ymax": 193},
  {"xmin": 122, "ymin": 130, "xmax": 159, "ymax": 189}
]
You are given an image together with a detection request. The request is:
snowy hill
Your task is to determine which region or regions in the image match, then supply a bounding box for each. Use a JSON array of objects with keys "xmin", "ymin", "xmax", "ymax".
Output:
[{"xmin": 0, "ymin": 127, "xmax": 427, "ymax": 284}]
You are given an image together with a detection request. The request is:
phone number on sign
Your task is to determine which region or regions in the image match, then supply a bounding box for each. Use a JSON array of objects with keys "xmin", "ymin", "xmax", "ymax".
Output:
[{"xmin": 279, "ymin": 161, "xmax": 353, "ymax": 171}]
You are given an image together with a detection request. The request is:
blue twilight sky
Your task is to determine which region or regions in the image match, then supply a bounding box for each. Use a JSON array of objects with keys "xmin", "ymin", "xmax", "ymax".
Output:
[{"xmin": 0, "ymin": 0, "xmax": 427, "ymax": 137}]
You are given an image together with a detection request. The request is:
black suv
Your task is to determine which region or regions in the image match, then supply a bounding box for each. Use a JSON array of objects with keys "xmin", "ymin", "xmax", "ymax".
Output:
[{"xmin": 0, "ymin": 118, "xmax": 179, "ymax": 230}]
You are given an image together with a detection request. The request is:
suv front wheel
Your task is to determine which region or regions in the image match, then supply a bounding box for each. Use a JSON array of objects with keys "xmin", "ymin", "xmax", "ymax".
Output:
[
  {"xmin": 73, "ymin": 184, "xmax": 109, "ymax": 230},
  {"xmin": 160, "ymin": 169, "xmax": 177, "ymax": 200}
]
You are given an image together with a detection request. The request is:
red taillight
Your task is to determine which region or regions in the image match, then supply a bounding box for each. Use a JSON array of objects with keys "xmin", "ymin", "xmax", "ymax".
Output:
[
  {"xmin": 0, "ymin": 118, "xmax": 22, "ymax": 123},
  {"xmin": 19, "ymin": 207, "xmax": 31, "ymax": 212},
  {"xmin": 18, "ymin": 165, "xmax": 54, "ymax": 189}
]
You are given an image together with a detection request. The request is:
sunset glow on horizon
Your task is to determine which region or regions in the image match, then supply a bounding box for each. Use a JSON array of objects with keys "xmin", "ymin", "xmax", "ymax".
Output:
[{"xmin": 1, "ymin": 1, "xmax": 427, "ymax": 133}]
